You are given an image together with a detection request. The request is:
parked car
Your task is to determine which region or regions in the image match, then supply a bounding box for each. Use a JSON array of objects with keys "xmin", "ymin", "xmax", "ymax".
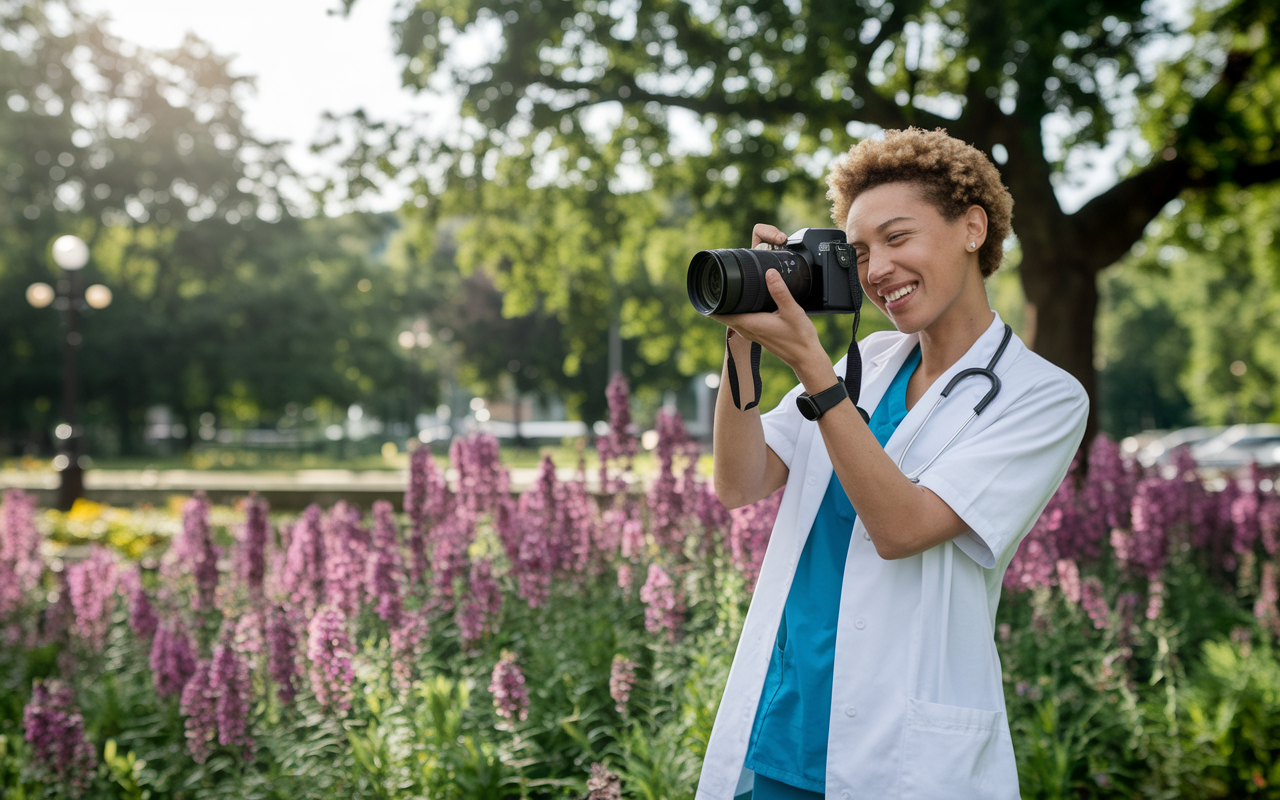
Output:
[
  {"xmin": 1189, "ymin": 424, "xmax": 1280, "ymax": 469},
  {"xmin": 1135, "ymin": 426, "xmax": 1227, "ymax": 468}
]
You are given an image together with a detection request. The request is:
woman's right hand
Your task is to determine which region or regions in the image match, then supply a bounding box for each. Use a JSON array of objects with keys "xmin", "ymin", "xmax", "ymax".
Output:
[{"xmin": 751, "ymin": 223, "xmax": 788, "ymax": 249}]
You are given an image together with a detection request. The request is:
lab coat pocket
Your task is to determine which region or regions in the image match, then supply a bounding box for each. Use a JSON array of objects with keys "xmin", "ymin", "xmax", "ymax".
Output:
[{"xmin": 897, "ymin": 698, "xmax": 1017, "ymax": 800}]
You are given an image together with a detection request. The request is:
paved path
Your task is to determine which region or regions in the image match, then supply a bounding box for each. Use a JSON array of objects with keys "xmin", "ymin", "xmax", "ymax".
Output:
[{"xmin": 0, "ymin": 467, "xmax": 642, "ymax": 510}]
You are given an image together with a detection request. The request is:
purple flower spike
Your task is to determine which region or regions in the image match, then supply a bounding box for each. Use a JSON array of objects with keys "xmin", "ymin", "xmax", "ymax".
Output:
[
  {"xmin": 181, "ymin": 658, "xmax": 217, "ymax": 764},
  {"xmin": 1, "ymin": 489, "xmax": 43, "ymax": 618},
  {"xmin": 307, "ymin": 606, "xmax": 355, "ymax": 713},
  {"xmin": 23, "ymin": 679, "xmax": 97, "ymax": 796},
  {"xmin": 66, "ymin": 546, "xmax": 118, "ymax": 651},
  {"xmin": 282, "ymin": 505, "xmax": 325, "ymax": 616},
  {"xmin": 597, "ymin": 372, "xmax": 638, "ymax": 493},
  {"xmin": 639, "ymin": 563, "xmax": 683, "ymax": 641},
  {"xmin": 609, "ymin": 655, "xmax": 636, "ymax": 716},
  {"xmin": 457, "ymin": 557, "xmax": 502, "ymax": 643},
  {"xmin": 176, "ymin": 493, "xmax": 220, "ymax": 613},
  {"xmin": 209, "ymin": 631, "xmax": 254, "ymax": 757},
  {"xmin": 489, "ymin": 651, "xmax": 530, "ymax": 724},
  {"xmin": 366, "ymin": 500, "xmax": 405, "ymax": 628},
  {"xmin": 322, "ymin": 501, "xmax": 368, "ymax": 618},
  {"xmin": 125, "ymin": 568, "xmax": 159, "ymax": 642},
  {"xmin": 266, "ymin": 605, "xmax": 299, "ymax": 704},
  {"xmin": 150, "ymin": 620, "xmax": 198, "ymax": 699},
  {"xmin": 728, "ymin": 490, "xmax": 782, "ymax": 590},
  {"xmin": 238, "ymin": 493, "xmax": 270, "ymax": 605}
]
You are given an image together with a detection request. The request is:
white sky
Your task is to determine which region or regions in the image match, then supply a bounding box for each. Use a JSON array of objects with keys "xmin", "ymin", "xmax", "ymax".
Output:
[
  {"xmin": 79, "ymin": 0, "xmax": 1129, "ymax": 216},
  {"xmin": 78, "ymin": 0, "xmax": 428, "ymax": 212}
]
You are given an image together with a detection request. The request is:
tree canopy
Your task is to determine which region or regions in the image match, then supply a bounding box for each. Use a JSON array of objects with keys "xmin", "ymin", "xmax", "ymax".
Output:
[{"xmin": 330, "ymin": 0, "xmax": 1280, "ymax": 437}]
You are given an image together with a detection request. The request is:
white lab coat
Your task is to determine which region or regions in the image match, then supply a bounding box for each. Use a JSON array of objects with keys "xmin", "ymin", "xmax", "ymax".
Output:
[{"xmin": 698, "ymin": 313, "xmax": 1088, "ymax": 800}]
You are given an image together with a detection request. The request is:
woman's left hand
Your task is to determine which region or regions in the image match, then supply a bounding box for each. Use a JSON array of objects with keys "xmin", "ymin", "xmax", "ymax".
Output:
[{"xmin": 710, "ymin": 269, "xmax": 834, "ymax": 388}]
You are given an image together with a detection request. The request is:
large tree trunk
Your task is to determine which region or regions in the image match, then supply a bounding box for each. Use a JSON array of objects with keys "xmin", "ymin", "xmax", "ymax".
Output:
[{"xmin": 1019, "ymin": 251, "xmax": 1100, "ymax": 447}]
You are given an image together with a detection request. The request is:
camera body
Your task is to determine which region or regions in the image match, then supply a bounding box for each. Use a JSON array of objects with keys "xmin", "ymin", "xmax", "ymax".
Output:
[{"xmin": 687, "ymin": 228, "xmax": 861, "ymax": 316}]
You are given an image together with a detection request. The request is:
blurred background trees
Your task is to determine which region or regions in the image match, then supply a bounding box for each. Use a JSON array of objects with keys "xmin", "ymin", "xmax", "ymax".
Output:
[{"xmin": 2, "ymin": 0, "xmax": 1279, "ymax": 462}]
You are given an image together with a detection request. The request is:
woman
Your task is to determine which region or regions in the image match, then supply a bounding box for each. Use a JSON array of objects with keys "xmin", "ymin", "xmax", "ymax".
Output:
[{"xmin": 698, "ymin": 128, "xmax": 1087, "ymax": 800}]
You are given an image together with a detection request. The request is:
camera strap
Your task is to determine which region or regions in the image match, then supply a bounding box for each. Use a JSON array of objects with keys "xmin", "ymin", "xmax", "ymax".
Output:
[{"xmin": 724, "ymin": 264, "xmax": 866, "ymax": 418}]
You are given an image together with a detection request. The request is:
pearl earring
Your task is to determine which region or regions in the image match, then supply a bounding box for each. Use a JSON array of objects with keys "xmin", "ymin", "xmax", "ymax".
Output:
[{"xmin": 967, "ymin": 242, "xmax": 977, "ymax": 251}]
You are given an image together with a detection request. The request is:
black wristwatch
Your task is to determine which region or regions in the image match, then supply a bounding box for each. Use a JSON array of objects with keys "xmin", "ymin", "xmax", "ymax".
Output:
[{"xmin": 796, "ymin": 377, "xmax": 850, "ymax": 421}]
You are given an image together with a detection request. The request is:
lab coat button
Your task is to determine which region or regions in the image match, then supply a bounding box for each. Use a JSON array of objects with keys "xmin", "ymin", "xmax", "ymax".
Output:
[
  {"xmin": 806, "ymin": 476, "xmax": 817, "ymax": 486},
  {"xmin": 863, "ymin": 531, "xmax": 871, "ymax": 540},
  {"xmin": 854, "ymin": 618, "xmax": 866, "ymax": 630},
  {"xmin": 841, "ymin": 792, "xmax": 851, "ymax": 800},
  {"xmin": 844, "ymin": 705, "xmax": 857, "ymax": 717}
]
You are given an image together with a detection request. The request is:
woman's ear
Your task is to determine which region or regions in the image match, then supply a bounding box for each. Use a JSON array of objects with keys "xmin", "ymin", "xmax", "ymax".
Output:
[{"xmin": 965, "ymin": 205, "xmax": 989, "ymax": 249}]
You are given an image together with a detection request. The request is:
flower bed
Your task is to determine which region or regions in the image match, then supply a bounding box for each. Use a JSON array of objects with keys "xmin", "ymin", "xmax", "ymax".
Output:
[{"xmin": 2, "ymin": 384, "xmax": 1279, "ymax": 798}]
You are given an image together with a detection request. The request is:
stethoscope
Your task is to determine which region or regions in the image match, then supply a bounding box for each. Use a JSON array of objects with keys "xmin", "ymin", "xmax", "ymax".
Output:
[{"xmin": 895, "ymin": 324, "xmax": 1014, "ymax": 484}]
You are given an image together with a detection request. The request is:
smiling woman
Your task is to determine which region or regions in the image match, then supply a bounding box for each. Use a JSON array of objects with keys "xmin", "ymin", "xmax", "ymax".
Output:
[{"xmin": 699, "ymin": 128, "xmax": 1088, "ymax": 800}]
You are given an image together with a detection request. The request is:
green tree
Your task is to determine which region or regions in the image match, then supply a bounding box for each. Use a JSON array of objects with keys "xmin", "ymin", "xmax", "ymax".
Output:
[
  {"xmin": 0, "ymin": 0, "xmax": 420, "ymax": 455},
  {"xmin": 332, "ymin": 0, "xmax": 1279, "ymax": 436},
  {"xmin": 1098, "ymin": 182, "xmax": 1280, "ymax": 432}
]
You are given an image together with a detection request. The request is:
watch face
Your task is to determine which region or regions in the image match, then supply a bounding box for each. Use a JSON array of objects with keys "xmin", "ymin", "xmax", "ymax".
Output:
[{"xmin": 797, "ymin": 395, "xmax": 820, "ymax": 421}]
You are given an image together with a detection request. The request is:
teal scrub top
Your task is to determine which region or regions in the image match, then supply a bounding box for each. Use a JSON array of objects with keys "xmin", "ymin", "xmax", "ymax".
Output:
[{"xmin": 743, "ymin": 345, "xmax": 921, "ymax": 793}]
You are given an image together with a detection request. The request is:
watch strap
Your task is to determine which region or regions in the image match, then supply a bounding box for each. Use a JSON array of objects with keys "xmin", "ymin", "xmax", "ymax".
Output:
[{"xmin": 797, "ymin": 377, "xmax": 850, "ymax": 420}]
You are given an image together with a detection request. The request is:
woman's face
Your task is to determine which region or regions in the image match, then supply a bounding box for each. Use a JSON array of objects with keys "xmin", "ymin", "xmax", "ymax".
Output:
[{"xmin": 844, "ymin": 181, "xmax": 985, "ymax": 335}]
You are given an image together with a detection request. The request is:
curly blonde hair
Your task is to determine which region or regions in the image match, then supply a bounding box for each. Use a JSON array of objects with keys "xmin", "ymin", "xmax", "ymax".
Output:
[{"xmin": 826, "ymin": 128, "xmax": 1014, "ymax": 278}]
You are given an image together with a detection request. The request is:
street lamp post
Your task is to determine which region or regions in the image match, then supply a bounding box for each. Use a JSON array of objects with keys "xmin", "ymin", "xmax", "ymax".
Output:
[{"xmin": 27, "ymin": 235, "xmax": 112, "ymax": 510}]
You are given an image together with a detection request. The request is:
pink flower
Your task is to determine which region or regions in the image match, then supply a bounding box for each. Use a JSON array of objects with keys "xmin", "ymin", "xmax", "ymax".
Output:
[
  {"xmin": 1055, "ymin": 559, "xmax": 1081, "ymax": 605},
  {"xmin": 430, "ymin": 512, "xmax": 475, "ymax": 610},
  {"xmin": 617, "ymin": 563, "xmax": 632, "ymax": 590},
  {"xmin": 366, "ymin": 500, "xmax": 405, "ymax": 628},
  {"xmin": 1079, "ymin": 436, "xmax": 1135, "ymax": 553},
  {"xmin": 586, "ymin": 763, "xmax": 623, "ymax": 800},
  {"xmin": 1145, "ymin": 580, "xmax": 1165, "ymax": 621},
  {"xmin": 489, "ymin": 651, "xmax": 529, "ymax": 724},
  {"xmin": 452, "ymin": 433, "xmax": 509, "ymax": 516},
  {"xmin": 406, "ymin": 446, "xmax": 450, "ymax": 585},
  {"xmin": 647, "ymin": 409, "xmax": 700, "ymax": 554},
  {"xmin": 322, "ymin": 501, "xmax": 368, "ymax": 617},
  {"xmin": 1231, "ymin": 483, "xmax": 1261, "ymax": 556},
  {"xmin": 150, "ymin": 620, "xmax": 198, "ymax": 699},
  {"xmin": 597, "ymin": 372, "xmax": 638, "ymax": 493},
  {"xmin": 639, "ymin": 563, "xmax": 683, "ymax": 641},
  {"xmin": 390, "ymin": 610, "xmax": 429, "ymax": 694},
  {"xmin": 457, "ymin": 557, "xmax": 502, "ymax": 643},
  {"xmin": 266, "ymin": 605, "xmax": 299, "ymax": 704},
  {"xmin": 728, "ymin": 490, "xmax": 782, "ymax": 591},
  {"xmin": 282, "ymin": 505, "xmax": 325, "ymax": 616},
  {"xmin": 1006, "ymin": 480, "xmax": 1067, "ymax": 593},
  {"xmin": 1260, "ymin": 497, "xmax": 1280, "ymax": 557},
  {"xmin": 0, "ymin": 488, "xmax": 43, "ymax": 617},
  {"xmin": 1130, "ymin": 477, "xmax": 1174, "ymax": 580},
  {"xmin": 23, "ymin": 679, "xmax": 97, "ymax": 796},
  {"xmin": 237, "ymin": 493, "xmax": 270, "ymax": 604},
  {"xmin": 1080, "ymin": 577, "xmax": 1110, "ymax": 630},
  {"xmin": 620, "ymin": 512, "xmax": 646, "ymax": 561},
  {"xmin": 1256, "ymin": 561, "xmax": 1280, "ymax": 636},
  {"xmin": 179, "ymin": 492, "xmax": 220, "ymax": 613},
  {"xmin": 609, "ymin": 655, "xmax": 636, "ymax": 716},
  {"xmin": 181, "ymin": 658, "xmax": 217, "ymax": 763},
  {"xmin": 125, "ymin": 568, "xmax": 158, "ymax": 642},
  {"xmin": 693, "ymin": 483, "xmax": 733, "ymax": 550},
  {"xmin": 66, "ymin": 546, "xmax": 117, "ymax": 651},
  {"xmin": 307, "ymin": 606, "xmax": 355, "ymax": 713},
  {"xmin": 209, "ymin": 631, "xmax": 254, "ymax": 757}
]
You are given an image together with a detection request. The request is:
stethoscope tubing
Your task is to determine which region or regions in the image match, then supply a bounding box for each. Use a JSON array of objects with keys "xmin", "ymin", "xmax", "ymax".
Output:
[{"xmin": 896, "ymin": 324, "xmax": 1014, "ymax": 484}]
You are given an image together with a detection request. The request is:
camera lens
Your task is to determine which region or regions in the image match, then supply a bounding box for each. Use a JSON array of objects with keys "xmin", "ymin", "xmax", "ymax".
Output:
[{"xmin": 687, "ymin": 248, "xmax": 811, "ymax": 315}]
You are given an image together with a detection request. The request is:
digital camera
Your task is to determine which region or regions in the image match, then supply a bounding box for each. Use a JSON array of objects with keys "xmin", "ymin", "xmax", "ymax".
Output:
[{"xmin": 686, "ymin": 228, "xmax": 861, "ymax": 316}]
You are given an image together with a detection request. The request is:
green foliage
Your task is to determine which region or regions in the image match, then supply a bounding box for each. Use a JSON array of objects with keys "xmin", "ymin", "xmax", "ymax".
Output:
[
  {"xmin": 1099, "ymin": 182, "xmax": 1280, "ymax": 432},
  {"xmin": 1174, "ymin": 639, "xmax": 1280, "ymax": 797}
]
